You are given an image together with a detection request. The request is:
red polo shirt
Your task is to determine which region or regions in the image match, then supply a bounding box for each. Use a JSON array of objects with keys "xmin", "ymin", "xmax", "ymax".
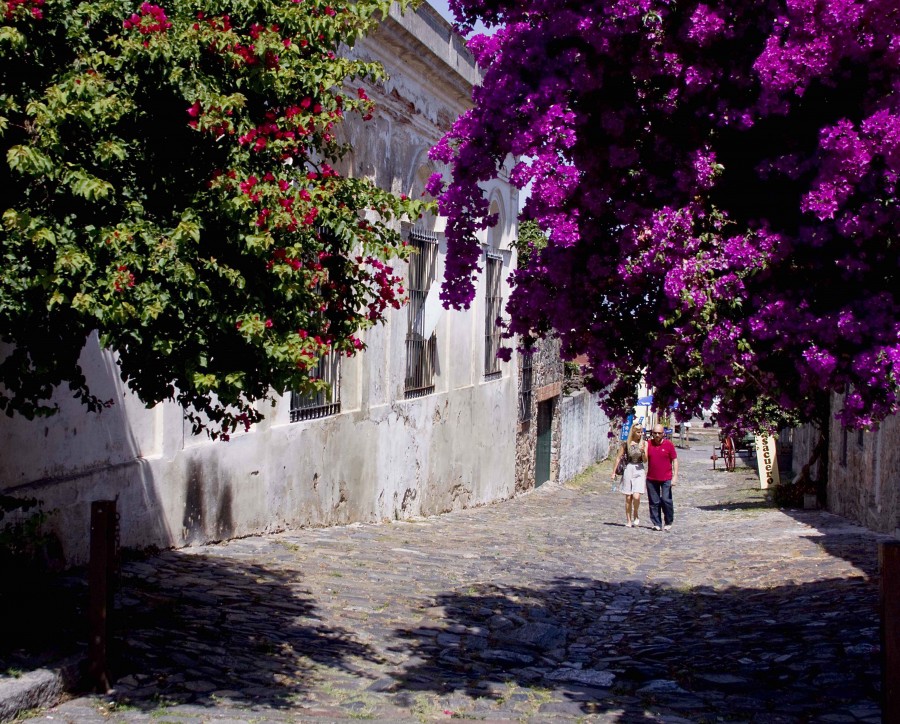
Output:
[{"xmin": 647, "ymin": 438, "xmax": 677, "ymax": 481}]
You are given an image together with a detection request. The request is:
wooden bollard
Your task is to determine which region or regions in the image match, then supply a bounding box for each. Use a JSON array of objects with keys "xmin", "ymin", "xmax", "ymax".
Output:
[
  {"xmin": 88, "ymin": 500, "xmax": 117, "ymax": 692},
  {"xmin": 882, "ymin": 541, "xmax": 900, "ymax": 723}
]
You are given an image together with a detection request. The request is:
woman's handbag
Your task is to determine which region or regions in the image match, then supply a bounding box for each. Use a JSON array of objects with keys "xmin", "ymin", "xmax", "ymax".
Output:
[{"xmin": 615, "ymin": 455, "xmax": 626, "ymax": 477}]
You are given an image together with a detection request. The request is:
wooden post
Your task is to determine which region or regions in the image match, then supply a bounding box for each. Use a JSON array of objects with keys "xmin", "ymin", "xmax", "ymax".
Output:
[
  {"xmin": 88, "ymin": 500, "xmax": 116, "ymax": 693},
  {"xmin": 882, "ymin": 541, "xmax": 900, "ymax": 724}
]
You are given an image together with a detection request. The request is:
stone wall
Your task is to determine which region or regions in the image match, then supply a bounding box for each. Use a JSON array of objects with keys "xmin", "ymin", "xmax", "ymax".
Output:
[
  {"xmin": 514, "ymin": 337, "xmax": 563, "ymax": 490},
  {"xmin": 514, "ymin": 356, "xmax": 536, "ymax": 492},
  {"xmin": 826, "ymin": 395, "xmax": 900, "ymax": 536},
  {"xmin": 791, "ymin": 395, "xmax": 900, "ymax": 537}
]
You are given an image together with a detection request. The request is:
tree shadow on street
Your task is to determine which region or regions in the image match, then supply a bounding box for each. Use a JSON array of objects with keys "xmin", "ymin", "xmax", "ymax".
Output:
[
  {"xmin": 696, "ymin": 500, "xmax": 775, "ymax": 512},
  {"xmin": 740, "ymin": 450, "xmax": 888, "ymax": 575},
  {"xmin": 788, "ymin": 510, "xmax": 889, "ymax": 576},
  {"xmin": 104, "ymin": 549, "xmax": 380, "ymax": 712},
  {"xmin": 387, "ymin": 575, "xmax": 880, "ymax": 721},
  {"xmin": 0, "ymin": 568, "xmax": 88, "ymax": 675}
]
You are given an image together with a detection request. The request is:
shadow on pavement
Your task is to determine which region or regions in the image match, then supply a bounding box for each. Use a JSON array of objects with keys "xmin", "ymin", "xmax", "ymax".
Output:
[
  {"xmin": 696, "ymin": 500, "xmax": 776, "ymax": 512},
  {"xmin": 697, "ymin": 451, "xmax": 884, "ymax": 576},
  {"xmin": 788, "ymin": 511, "xmax": 888, "ymax": 576},
  {"xmin": 104, "ymin": 551, "xmax": 380, "ymax": 711},
  {"xmin": 388, "ymin": 575, "xmax": 880, "ymax": 721},
  {"xmin": 0, "ymin": 570, "xmax": 88, "ymax": 675}
]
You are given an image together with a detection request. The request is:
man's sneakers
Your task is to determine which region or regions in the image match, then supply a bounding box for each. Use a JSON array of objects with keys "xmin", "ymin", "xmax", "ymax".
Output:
[
  {"xmin": 652, "ymin": 525, "xmax": 661, "ymax": 531},
  {"xmin": 664, "ymin": 524, "xmax": 672, "ymax": 531}
]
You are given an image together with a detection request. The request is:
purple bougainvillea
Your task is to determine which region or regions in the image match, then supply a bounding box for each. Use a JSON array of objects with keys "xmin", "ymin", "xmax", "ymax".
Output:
[{"xmin": 435, "ymin": 0, "xmax": 900, "ymax": 431}]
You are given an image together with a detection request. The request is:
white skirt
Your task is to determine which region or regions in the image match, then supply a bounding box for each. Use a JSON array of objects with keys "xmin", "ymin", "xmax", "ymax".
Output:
[{"xmin": 620, "ymin": 462, "xmax": 647, "ymax": 495}]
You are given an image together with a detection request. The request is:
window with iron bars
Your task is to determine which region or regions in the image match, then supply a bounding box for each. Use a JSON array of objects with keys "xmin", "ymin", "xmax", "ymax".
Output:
[
  {"xmin": 519, "ymin": 353, "xmax": 533, "ymax": 423},
  {"xmin": 291, "ymin": 229, "xmax": 342, "ymax": 421},
  {"xmin": 484, "ymin": 252, "xmax": 503, "ymax": 378},
  {"xmin": 290, "ymin": 352, "xmax": 341, "ymax": 421},
  {"xmin": 405, "ymin": 228, "xmax": 438, "ymax": 398}
]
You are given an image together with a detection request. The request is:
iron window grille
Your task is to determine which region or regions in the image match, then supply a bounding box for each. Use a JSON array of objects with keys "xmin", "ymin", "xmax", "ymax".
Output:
[
  {"xmin": 291, "ymin": 228, "xmax": 342, "ymax": 421},
  {"xmin": 519, "ymin": 353, "xmax": 533, "ymax": 423},
  {"xmin": 405, "ymin": 227, "xmax": 438, "ymax": 398},
  {"xmin": 290, "ymin": 352, "xmax": 342, "ymax": 421},
  {"xmin": 484, "ymin": 252, "xmax": 503, "ymax": 378}
]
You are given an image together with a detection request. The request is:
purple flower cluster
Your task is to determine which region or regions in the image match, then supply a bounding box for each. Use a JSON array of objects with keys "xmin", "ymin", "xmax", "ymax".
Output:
[{"xmin": 434, "ymin": 0, "xmax": 900, "ymax": 431}]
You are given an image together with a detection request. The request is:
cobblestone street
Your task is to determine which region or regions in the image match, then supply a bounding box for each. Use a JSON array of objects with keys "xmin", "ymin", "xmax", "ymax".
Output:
[{"xmin": 34, "ymin": 427, "xmax": 888, "ymax": 722}]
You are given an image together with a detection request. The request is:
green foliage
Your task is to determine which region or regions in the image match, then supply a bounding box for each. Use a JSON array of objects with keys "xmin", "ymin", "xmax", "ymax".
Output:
[
  {"xmin": 771, "ymin": 479, "xmax": 826, "ymax": 509},
  {"xmin": 0, "ymin": 495, "xmax": 60, "ymax": 574},
  {"xmin": 1, "ymin": 0, "xmax": 428, "ymax": 438},
  {"xmin": 562, "ymin": 360, "xmax": 583, "ymax": 395},
  {"xmin": 511, "ymin": 219, "xmax": 546, "ymax": 266}
]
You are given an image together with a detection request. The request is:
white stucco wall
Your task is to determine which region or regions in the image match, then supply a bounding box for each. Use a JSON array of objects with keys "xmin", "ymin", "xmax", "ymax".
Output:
[
  {"xmin": 0, "ymin": 2, "xmax": 524, "ymax": 566},
  {"xmin": 558, "ymin": 390, "xmax": 612, "ymax": 483}
]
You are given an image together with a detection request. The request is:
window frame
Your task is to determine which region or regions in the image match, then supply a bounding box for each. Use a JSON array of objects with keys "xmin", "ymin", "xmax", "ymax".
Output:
[
  {"xmin": 483, "ymin": 251, "xmax": 504, "ymax": 379},
  {"xmin": 519, "ymin": 353, "xmax": 533, "ymax": 423},
  {"xmin": 290, "ymin": 227, "xmax": 342, "ymax": 421},
  {"xmin": 290, "ymin": 351, "xmax": 342, "ymax": 421},
  {"xmin": 404, "ymin": 227, "xmax": 439, "ymax": 398}
]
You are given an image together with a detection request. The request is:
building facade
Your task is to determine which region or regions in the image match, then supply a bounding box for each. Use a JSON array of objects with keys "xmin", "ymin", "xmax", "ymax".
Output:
[
  {"xmin": 0, "ymin": 3, "xmax": 608, "ymax": 567},
  {"xmin": 791, "ymin": 395, "xmax": 900, "ymax": 537}
]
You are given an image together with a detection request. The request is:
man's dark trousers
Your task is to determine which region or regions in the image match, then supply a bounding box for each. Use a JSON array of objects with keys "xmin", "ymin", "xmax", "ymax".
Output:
[{"xmin": 646, "ymin": 479, "xmax": 674, "ymax": 528}]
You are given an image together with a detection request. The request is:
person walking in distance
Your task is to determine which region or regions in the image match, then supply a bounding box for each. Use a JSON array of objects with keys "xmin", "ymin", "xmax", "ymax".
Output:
[
  {"xmin": 610, "ymin": 423, "xmax": 648, "ymax": 527},
  {"xmin": 646, "ymin": 424, "xmax": 678, "ymax": 531}
]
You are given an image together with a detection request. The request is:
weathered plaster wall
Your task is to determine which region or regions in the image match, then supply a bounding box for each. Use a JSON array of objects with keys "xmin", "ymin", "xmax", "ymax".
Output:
[
  {"xmin": 826, "ymin": 394, "xmax": 900, "ymax": 536},
  {"xmin": 558, "ymin": 390, "xmax": 611, "ymax": 483},
  {"xmin": 0, "ymin": 2, "xmax": 525, "ymax": 566}
]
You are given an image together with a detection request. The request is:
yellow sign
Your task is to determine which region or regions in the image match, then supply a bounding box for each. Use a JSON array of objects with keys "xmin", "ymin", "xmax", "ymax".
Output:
[{"xmin": 754, "ymin": 435, "xmax": 780, "ymax": 489}]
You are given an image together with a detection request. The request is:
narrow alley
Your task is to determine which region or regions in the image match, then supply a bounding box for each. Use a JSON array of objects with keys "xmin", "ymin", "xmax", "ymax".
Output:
[{"xmin": 31, "ymin": 427, "xmax": 885, "ymax": 722}]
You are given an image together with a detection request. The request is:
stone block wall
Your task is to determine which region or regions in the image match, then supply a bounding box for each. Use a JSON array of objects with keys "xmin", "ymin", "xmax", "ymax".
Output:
[
  {"xmin": 827, "ymin": 396, "xmax": 900, "ymax": 536},
  {"xmin": 515, "ymin": 338, "xmax": 564, "ymax": 491}
]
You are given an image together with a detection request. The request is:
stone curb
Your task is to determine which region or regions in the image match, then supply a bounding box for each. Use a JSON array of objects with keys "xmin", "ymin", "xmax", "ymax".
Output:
[{"xmin": 0, "ymin": 656, "xmax": 83, "ymax": 723}]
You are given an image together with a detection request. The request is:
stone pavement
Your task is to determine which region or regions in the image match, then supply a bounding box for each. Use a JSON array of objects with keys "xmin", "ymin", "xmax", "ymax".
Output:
[{"xmin": 17, "ymin": 427, "xmax": 892, "ymax": 722}]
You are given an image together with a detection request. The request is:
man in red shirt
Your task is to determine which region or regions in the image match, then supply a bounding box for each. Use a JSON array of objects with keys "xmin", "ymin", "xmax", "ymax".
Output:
[{"xmin": 646, "ymin": 424, "xmax": 679, "ymax": 531}]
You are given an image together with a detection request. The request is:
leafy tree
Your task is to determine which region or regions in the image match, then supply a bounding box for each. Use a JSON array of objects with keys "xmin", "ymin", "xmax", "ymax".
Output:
[
  {"xmin": 510, "ymin": 218, "xmax": 546, "ymax": 266},
  {"xmin": 432, "ymin": 0, "xmax": 900, "ymax": 433},
  {"xmin": 1, "ymin": 0, "xmax": 428, "ymax": 438}
]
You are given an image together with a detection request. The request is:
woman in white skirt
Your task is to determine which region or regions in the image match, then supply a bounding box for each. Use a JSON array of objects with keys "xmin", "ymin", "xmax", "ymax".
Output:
[{"xmin": 610, "ymin": 423, "xmax": 648, "ymax": 527}]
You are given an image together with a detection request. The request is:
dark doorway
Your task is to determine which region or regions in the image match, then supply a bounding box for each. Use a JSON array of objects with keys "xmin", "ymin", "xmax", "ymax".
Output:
[{"xmin": 535, "ymin": 398, "xmax": 553, "ymax": 486}]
